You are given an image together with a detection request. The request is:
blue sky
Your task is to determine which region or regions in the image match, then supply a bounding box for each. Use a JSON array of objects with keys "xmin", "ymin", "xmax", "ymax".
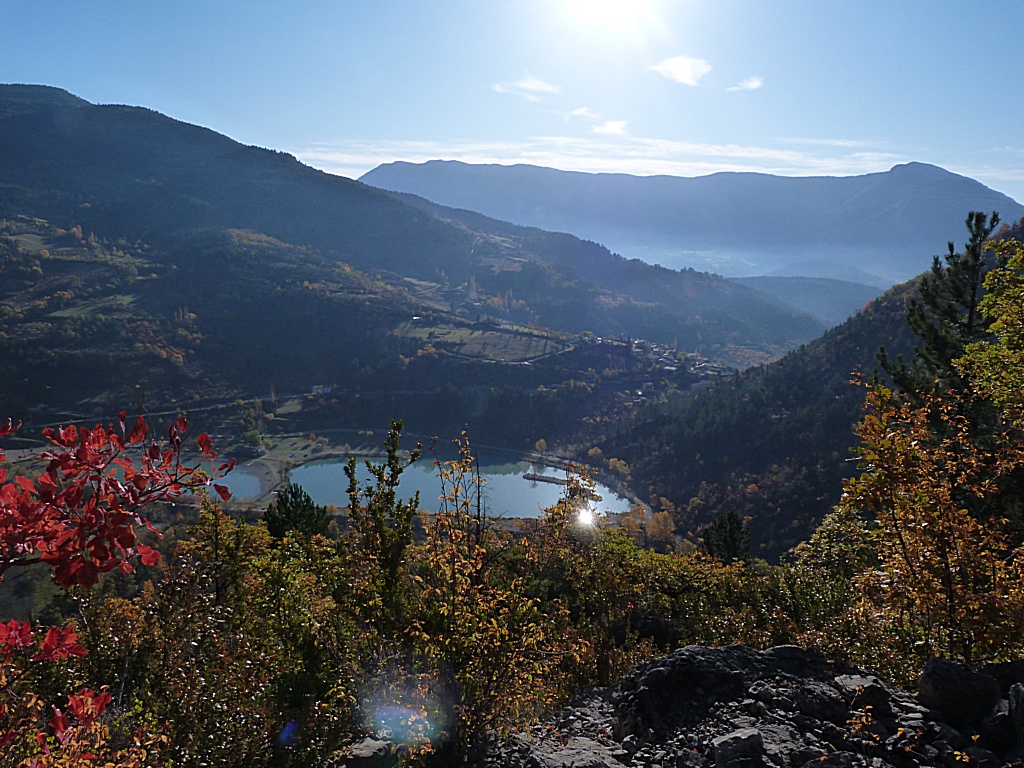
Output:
[{"xmin": 6, "ymin": 1, "xmax": 1024, "ymax": 202}]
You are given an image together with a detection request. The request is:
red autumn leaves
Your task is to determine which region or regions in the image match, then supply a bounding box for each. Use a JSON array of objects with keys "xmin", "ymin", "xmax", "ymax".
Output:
[{"xmin": 1, "ymin": 412, "xmax": 233, "ymax": 588}]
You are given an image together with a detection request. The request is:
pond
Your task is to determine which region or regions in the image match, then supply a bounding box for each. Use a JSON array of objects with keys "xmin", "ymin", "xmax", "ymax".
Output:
[{"xmin": 227, "ymin": 453, "xmax": 631, "ymax": 519}]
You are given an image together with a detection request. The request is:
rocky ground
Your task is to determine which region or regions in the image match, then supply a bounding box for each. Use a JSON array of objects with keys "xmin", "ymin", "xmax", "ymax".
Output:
[{"xmin": 458, "ymin": 645, "xmax": 1024, "ymax": 768}]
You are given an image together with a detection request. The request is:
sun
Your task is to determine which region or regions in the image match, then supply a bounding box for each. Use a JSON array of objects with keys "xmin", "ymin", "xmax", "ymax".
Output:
[{"xmin": 564, "ymin": 0, "xmax": 654, "ymax": 28}]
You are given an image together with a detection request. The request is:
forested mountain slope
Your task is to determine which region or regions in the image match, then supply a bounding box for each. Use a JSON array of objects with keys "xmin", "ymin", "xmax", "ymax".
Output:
[
  {"xmin": 603, "ymin": 280, "xmax": 918, "ymax": 560},
  {"xmin": 0, "ymin": 84, "xmax": 823, "ymax": 383}
]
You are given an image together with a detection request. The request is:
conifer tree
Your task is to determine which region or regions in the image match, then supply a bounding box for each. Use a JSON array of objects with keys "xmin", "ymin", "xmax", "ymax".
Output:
[
  {"xmin": 264, "ymin": 481, "xmax": 329, "ymax": 539},
  {"xmin": 879, "ymin": 211, "xmax": 1001, "ymax": 395},
  {"xmin": 700, "ymin": 509, "xmax": 750, "ymax": 563}
]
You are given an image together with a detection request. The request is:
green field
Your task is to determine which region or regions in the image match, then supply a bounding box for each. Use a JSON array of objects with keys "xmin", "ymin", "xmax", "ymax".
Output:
[{"xmin": 396, "ymin": 321, "xmax": 568, "ymax": 362}]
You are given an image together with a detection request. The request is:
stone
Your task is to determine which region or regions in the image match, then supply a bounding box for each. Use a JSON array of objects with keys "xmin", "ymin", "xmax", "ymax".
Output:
[
  {"xmin": 469, "ymin": 646, "xmax": 1024, "ymax": 768},
  {"xmin": 1010, "ymin": 682, "xmax": 1024, "ymax": 746},
  {"xmin": 340, "ymin": 737, "xmax": 396, "ymax": 768},
  {"xmin": 917, "ymin": 657, "xmax": 1000, "ymax": 727},
  {"xmin": 519, "ymin": 737, "xmax": 623, "ymax": 767},
  {"xmin": 982, "ymin": 659, "xmax": 1024, "ymax": 696},
  {"xmin": 711, "ymin": 728, "xmax": 763, "ymax": 768},
  {"xmin": 834, "ymin": 674, "xmax": 896, "ymax": 718}
]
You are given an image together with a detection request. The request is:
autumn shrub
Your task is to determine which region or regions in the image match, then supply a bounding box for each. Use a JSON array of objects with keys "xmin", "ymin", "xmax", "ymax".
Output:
[{"xmin": 0, "ymin": 413, "xmax": 228, "ymax": 766}]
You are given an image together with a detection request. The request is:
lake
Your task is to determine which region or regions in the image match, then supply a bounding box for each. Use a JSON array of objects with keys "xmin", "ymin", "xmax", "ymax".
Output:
[{"xmin": 227, "ymin": 453, "xmax": 631, "ymax": 519}]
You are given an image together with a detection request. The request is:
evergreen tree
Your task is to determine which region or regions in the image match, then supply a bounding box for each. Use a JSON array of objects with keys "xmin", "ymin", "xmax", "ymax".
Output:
[
  {"xmin": 879, "ymin": 211, "xmax": 1002, "ymax": 395},
  {"xmin": 700, "ymin": 509, "xmax": 750, "ymax": 563},
  {"xmin": 878, "ymin": 212, "xmax": 1024, "ymax": 531},
  {"xmin": 264, "ymin": 482, "xmax": 330, "ymax": 539}
]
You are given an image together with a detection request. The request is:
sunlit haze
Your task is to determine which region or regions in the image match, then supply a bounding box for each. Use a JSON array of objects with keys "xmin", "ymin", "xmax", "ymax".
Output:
[{"xmin": 5, "ymin": 1, "xmax": 1024, "ymax": 201}]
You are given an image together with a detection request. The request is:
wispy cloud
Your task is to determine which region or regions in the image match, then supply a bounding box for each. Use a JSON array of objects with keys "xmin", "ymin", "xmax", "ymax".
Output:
[
  {"xmin": 727, "ymin": 76, "xmax": 763, "ymax": 92},
  {"xmin": 570, "ymin": 106, "xmax": 599, "ymax": 119},
  {"xmin": 781, "ymin": 137, "xmax": 876, "ymax": 148},
  {"xmin": 293, "ymin": 135, "xmax": 906, "ymax": 183},
  {"xmin": 593, "ymin": 120, "xmax": 628, "ymax": 136},
  {"xmin": 650, "ymin": 56, "xmax": 712, "ymax": 86},
  {"xmin": 492, "ymin": 74, "xmax": 560, "ymax": 102}
]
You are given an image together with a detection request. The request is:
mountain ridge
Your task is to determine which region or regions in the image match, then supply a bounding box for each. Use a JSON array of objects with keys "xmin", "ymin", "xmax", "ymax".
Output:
[
  {"xmin": 361, "ymin": 159, "xmax": 1024, "ymax": 284},
  {"xmin": 0, "ymin": 84, "xmax": 826, "ymax": 431}
]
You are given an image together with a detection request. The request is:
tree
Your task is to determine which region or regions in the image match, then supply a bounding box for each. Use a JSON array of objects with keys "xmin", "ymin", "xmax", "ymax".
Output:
[
  {"xmin": 878, "ymin": 213, "xmax": 1024, "ymax": 530},
  {"xmin": 959, "ymin": 238, "xmax": 1024, "ymax": 414},
  {"xmin": 839, "ymin": 380, "xmax": 1024, "ymax": 665},
  {"xmin": 0, "ymin": 412, "xmax": 230, "ymax": 766},
  {"xmin": 265, "ymin": 481, "xmax": 329, "ymax": 539},
  {"xmin": 408, "ymin": 435, "xmax": 578, "ymax": 763},
  {"xmin": 646, "ymin": 510, "xmax": 676, "ymax": 553},
  {"xmin": 879, "ymin": 211, "xmax": 1001, "ymax": 395},
  {"xmin": 700, "ymin": 509, "xmax": 750, "ymax": 563},
  {"xmin": 1, "ymin": 412, "xmax": 231, "ymax": 588},
  {"xmin": 343, "ymin": 421, "xmax": 421, "ymax": 636}
]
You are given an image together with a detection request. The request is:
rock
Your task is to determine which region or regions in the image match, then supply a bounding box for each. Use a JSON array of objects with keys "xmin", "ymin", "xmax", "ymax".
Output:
[
  {"xmin": 470, "ymin": 646, "xmax": 1024, "ymax": 768},
  {"xmin": 711, "ymin": 728, "xmax": 763, "ymax": 768},
  {"xmin": 917, "ymin": 657, "xmax": 1000, "ymax": 727},
  {"xmin": 520, "ymin": 736, "xmax": 622, "ymax": 767},
  {"xmin": 966, "ymin": 745, "xmax": 1002, "ymax": 768},
  {"xmin": 834, "ymin": 674, "xmax": 896, "ymax": 719},
  {"xmin": 978, "ymin": 704, "xmax": 1016, "ymax": 754},
  {"xmin": 1010, "ymin": 682, "xmax": 1024, "ymax": 746},
  {"xmin": 983, "ymin": 659, "xmax": 1024, "ymax": 697},
  {"xmin": 337, "ymin": 737, "xmax": 396, "ymax": 768}
]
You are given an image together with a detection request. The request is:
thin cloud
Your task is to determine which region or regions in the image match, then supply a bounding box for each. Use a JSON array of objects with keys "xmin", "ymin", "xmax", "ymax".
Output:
[
  {"xmin": 727, "ymin": 76, "xmax": 763, "ymax": 92},
  {"xmin": 492, "ymin": 74, "xmax": 560, "ymax": 102},
  {"xmin": 650, "ymin": 56, "xmax": 712, "ymax": 86},
  {"xmin": 782, "ymin": 137, "xmax": 879, "ymax": 148},
  {"xmin": 570, "ymin": 106, "xmax": 599, "ymax": 119},
  {"xmin": 294, "ymin": 135, "xmax": 906, "ymax": 183},
  {"xmin": 593, "ymin": 120, "xmax": 628, "ymax": 136}
]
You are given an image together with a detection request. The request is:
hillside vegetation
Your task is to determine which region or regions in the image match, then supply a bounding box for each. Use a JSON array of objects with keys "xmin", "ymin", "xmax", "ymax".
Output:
[{"xmin": 0, "ymin": 85, "xmax": 822, "ymax": 394}]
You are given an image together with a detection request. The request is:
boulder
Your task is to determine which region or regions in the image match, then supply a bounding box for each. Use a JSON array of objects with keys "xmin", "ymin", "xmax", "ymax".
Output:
[
  {"xmin": 711, "ymin": 727, "xmax": 763, "ymax": 768},
  {"xmin": 1010, "ymin": 682, "xmax": 1024, "ymax": 747},
  {"xmin": 918, "ymin": 657, "xmax": 1000, "ymax": 727}
]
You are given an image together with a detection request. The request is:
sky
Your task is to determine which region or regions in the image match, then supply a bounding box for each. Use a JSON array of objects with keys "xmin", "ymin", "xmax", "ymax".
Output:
[{"xmin": 5, "ymin": 0, "xmax": 1024, "ymax": 202}]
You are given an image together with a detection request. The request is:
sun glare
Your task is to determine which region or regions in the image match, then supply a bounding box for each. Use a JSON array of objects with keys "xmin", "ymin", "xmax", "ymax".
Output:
[{"xmin": 564, "ymin": 0, "xmax": 653, "ymax": 28}]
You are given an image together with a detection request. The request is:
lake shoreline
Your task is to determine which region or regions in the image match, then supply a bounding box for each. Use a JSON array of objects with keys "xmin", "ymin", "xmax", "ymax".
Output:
[{"xmin": 223, "ymin": 437, "xmax": 635, "ymax": 519}]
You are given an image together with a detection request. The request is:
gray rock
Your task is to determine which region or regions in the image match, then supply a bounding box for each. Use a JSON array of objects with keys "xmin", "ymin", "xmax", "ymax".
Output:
[
  {"xmin": 522, "ymin": 736, "xmax": 623, "ymax": 767},
  {"xmin": 1011, "ymin": 682, "xmax": 1024, "ymax": 746},
  {"xmin": 712, "ymin": 728, "xmax": 763, "ymax": 768},
  {"xmin": 337, "ymin": 737, "xmax": 396, "ymax": 768},
  {"xmin": 983, "ymin": 659, "xmax": 1024, "ymax": 697},
  {"xmin": 917, "ymin": 657, "xmax": 1000, "ymax": 727},
  {"xmin": 470, "ymin": 646, "xmax": 1024, "ymax": 768},
  {"xmin": 966, "ymin": 745, "xmax": 1002, "ymax": 768},
  {"xmin": 834, "ymin": 674, "xmax": 896, "ymax": 719}
]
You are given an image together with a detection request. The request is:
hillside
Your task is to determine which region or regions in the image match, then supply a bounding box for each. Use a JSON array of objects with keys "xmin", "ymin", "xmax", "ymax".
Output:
[
  {"xmin": 601, "ymin": 280, "xmax": 918, "ymax": 560},
  {"xmin": 0, "ymin": 85, "xmax": 830, "ymax": 447},
  {"xmin": 0, "ymin": 86, "xmax": 823, "ymax": 366},
  {"xmin": 361, "ymin": 160, "xmax": 1024, "ymax": 284},
  {"xmin": 730, "ymin": 276, "xmax": 883, "ymax": 327}
]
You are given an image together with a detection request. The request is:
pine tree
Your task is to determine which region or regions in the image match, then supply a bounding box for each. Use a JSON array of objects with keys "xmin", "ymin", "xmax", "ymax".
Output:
[
  {"xmin": 877, "ymin": 212, "xmax": 1024, "ymax": 531},
  {"xmin": 264, "ymin": 482, "xmax": 330, "ymax": 539},
  {"xmin": 700, "ymin": 509, "xmax": 750, "ymax": 563},
  {"xmin": 879, "ymin": 211, "xmax": 1002, "ymax": 395}
]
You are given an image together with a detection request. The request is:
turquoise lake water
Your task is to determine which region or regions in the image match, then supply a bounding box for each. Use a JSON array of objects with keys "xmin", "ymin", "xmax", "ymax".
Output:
[{"xmin": 225, "ymin": 453, "xmax": 630, "ymax": 519}]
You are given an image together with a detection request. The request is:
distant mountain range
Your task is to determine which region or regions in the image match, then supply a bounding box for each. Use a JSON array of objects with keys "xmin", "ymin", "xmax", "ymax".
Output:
[{"xmin": 361, "ymin": 160, "xmax": 1024, "ymax": 286}]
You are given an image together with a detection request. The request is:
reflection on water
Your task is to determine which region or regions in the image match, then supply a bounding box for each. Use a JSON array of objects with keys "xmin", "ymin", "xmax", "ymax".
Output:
[
  {"xmin": 218, "ymin": 470, "xmax": 262, "ymax": 500},
  {"xmin": 226, "ymin": 454, "xmax": 630, "ymax": 519}
]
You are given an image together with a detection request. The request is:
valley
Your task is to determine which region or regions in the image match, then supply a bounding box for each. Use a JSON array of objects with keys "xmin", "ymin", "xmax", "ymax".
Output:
[{"xmin": 6, "ymin": 80, "xmax": 1024, "ymax": 768}]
